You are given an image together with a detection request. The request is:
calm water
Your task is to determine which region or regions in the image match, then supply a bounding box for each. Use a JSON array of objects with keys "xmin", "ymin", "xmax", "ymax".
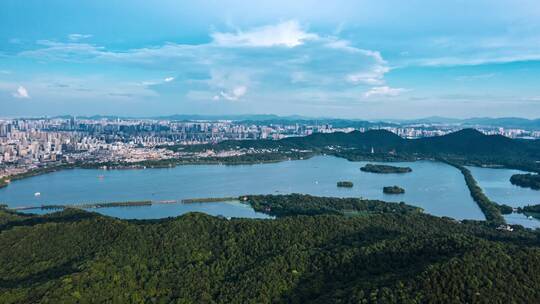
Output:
[
  {"xmin": 23, "ymin": 201, "xmax": 273, "ymax": 220},
  {"xmin": 467, "ymin": 166, "xmax": 540, "ymax": 206},
  {"xmin": 468, "ymin": 166, "xmax": 540, "ymax": 228},
  {"xmin": 0, "ymin": 156, "xmax": 484, "ymax": 220}
]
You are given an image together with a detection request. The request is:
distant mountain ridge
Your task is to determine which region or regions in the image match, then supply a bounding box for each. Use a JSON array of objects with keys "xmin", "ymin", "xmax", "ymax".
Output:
[
  {"xmin": 29, "ymin": 114, "xmax": 540, "ymax": 129},
  {"xmin": 393, "ymin": 117, "xmax": 540, "ymax": 130}
]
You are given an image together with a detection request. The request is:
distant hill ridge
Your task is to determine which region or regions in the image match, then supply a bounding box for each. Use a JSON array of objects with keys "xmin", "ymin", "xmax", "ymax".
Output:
[
  {"xmin": 208, "ymin": 128, "xmax": 540, "ymax": 161},
  {"xmin": 40, "ymin": 115, "xmax": 540, "ymax": 129}
]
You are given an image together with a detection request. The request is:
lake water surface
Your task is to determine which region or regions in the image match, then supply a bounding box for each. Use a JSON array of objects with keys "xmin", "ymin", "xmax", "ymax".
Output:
[
  {"xmin": 468, "ymin": 166, "xmax": 540, "ymax": 228},
  {"xmin": 0, "ymin": 156, "xmax": 485, "ymax": 220}
]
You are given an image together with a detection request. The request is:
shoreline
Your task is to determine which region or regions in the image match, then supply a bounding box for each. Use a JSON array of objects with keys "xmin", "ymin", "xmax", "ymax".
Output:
[
  {"xmin": 441, "ymin": 159, "xmax": 506, "ymax": 225},
  {"xmin": 10, "ymin": 197, "xmax": 243, "ymax": 212},
  {"xmin": 1, "ymin": 152, "xmax": 535, "ymax": 192},
  {"xmin": 0, "ymin": 154, "xmax": 312, "ymax": 190}
]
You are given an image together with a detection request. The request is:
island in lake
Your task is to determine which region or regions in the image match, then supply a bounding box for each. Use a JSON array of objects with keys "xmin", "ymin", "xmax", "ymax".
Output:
[
  {"xmin": 383, "ymin": 185, "xmax": 405, "ymax": 194},
  {"xmin": 336, "ymin": 181, "xmax": 354, "ymax": 188},
  {"xmin": 361, "ymin": 163, "xmax": 412, "ymax": 174},
  {"xmin": 510, "ymin": 173, "xmax": 540, "ymax": 190},
  {"xmin": 516, "ymin": 204, "xmax": 540, "ymax": 220}
]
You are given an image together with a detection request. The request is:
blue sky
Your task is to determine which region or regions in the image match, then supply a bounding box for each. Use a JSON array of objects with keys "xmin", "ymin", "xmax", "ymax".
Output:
[{"xmin": 1, "ymin": 0, "xmax": 540, "ymax": 118}]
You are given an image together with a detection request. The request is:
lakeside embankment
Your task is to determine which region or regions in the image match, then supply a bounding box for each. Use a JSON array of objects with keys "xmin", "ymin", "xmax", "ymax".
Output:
[
  {"xmin": 181, "ymin": 197, "xmax": 239, "ymax": 203},
  {"xmin": 441, "ymin": 159, "xmax": 506, "ymax": 225},
  {"xmin": 11, "ymin": 200, "xmax": 153, "ymax": 211},
  {"xmin": 8, "ymin": 197, "xmax": 243, "ymax": 211}
]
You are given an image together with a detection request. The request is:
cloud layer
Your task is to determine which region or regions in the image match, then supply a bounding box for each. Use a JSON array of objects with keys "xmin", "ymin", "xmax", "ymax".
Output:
[
  {"xmin": 364, "ymin": 86, "xmax": 406, "ymax": 98},
  {"xmin": 3, "ymin": 1, "xmax": 540, "ymax": 119},
  {"xmin": 212, "ymin": 20, "xmax": 318, "ymax": 48},
  {"xmin": 14, "ymin": 20, "xmax": 392, "ymax": 104}
]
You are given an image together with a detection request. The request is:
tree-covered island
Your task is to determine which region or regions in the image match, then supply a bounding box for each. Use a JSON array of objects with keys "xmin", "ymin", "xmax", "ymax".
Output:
[
  {"xmin": 383, "ymin": 185, "xmax": 405, "ymax": 194},
  {"xmin": 360, "ymin": 163, "xmax": 412, "ymax": 174},
  {"xmin": 336, "ymin": 181, "xmax": 354, "ymax": 188},
  {"xmin": 510, "ymin": 173, "xmax": 540, "ymax": 190}
]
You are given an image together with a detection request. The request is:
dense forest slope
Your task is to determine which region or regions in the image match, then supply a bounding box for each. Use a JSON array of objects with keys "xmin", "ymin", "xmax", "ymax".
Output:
[{"xmin": 1, "ymin": 195, "xmax": 540, "ymax": 303}]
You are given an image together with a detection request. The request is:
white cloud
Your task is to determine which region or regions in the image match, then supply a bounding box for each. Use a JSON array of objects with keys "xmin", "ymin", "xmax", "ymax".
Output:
[
  {"xmin": 26, "ymin": 40, "xmax": 106, "ymax": 61},
  {"xmin": 68, "ymin": 34, "xmax": 93, "ymax": 41},
  {"xmin": 408, "ymin": 35, "xmax": 540, "ymax": 67},
  {"xmin": 12, "ymin": 86, "xmax": 30, "ymax": 98},
  {"xmin": 364, "ymin": 86, "xmax": 406, "ymax": 98},
  {"xmin": 16, "ymin": 21, "xmax": 391, "ymax": 105},
  {"xmin": 219, "ymin": 85, "xmax": 247, "ymax": 101},
  {"xmin": 1, "ymin": 75, "xmax": 158, "ymax": 103},
  {"xmin": 211, "ymin": 20, "xmax": 318, "ymax": 48},
  {"xmin": 346, "ymin": 65, "xmax": 389, "ymax": 85},
  {"xmin": 416, "ymin": 54, "xmax": 540, "ymax": 67}
]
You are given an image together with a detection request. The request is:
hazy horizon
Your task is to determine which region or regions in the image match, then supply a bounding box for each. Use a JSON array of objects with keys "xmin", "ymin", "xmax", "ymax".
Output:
[
  {"xmin": 2, "ymin": 113, "xmax": 540, "ymax": 122},
  {"xmin": 2, "ymin": 1, "xmax": 540, "ymax": 118}
]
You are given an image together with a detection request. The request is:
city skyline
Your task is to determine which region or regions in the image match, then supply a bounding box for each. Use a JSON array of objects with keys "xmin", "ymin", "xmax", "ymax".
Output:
[{"xmin": 2, "ymin": 0, "xmax": 540, "ymax": 118}]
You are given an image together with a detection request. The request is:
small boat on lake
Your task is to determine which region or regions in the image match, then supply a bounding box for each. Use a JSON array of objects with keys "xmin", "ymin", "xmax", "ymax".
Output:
[{"xmin": 34, "ymin": 192, "xmax": 41, "ymax": 197}]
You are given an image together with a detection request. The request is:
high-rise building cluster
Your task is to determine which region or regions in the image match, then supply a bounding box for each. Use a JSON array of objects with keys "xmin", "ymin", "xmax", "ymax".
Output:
[{"xmin": 1, "ymin": 117, "xmax": 539, "ymax": 178}]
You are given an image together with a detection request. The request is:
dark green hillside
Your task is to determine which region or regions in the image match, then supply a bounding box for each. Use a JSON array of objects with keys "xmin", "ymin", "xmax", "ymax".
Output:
[
  {"xmin": 407, "ymin": 129, "xmax": 532, "ymax": 156},
  {"xmin": 171, "ymin": 128, "xmax": 540, "ymax": 171},
  {"xmin": 179, "ymin": 129, "xmax": 405, "ymax": 152},
  {"xmin": 1, "ymin": 195, "xmax": 540, "ymax": 303},
  {"xmin": 281, "ymin": 129, "xmax": 405, "ymax": 150}
]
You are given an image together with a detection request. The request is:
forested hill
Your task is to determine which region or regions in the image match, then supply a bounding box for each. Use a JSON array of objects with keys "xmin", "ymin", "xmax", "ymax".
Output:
[
  {"xmin": 281, "ymin": 129, "xmax": 406, "ymax": 150},
  {"xmin": 1, "ymin": 195, "xmax": 540, "ymax": 303},
  {"xmin": 181, "ymin": 128, "xmax": 540, "ymax": 169},
  {"xmin": 408, "ymin": 128, "xmax": 537, "ymax": 156},
  {"xmin": 186, "ymin": 128, "xmax": 540, "ymax": 156}
]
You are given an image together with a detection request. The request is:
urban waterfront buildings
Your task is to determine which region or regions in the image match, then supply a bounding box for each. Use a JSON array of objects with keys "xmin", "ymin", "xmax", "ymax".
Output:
[{"xmin": 1, "ymin": 116, "xmax": 539, "ymax": 178}]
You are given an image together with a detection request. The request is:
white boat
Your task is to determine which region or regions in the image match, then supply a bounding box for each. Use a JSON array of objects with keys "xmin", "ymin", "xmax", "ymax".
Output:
[{"xmin": 34, "ymin": 192, "xmax": 41, "ymax": 197}]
